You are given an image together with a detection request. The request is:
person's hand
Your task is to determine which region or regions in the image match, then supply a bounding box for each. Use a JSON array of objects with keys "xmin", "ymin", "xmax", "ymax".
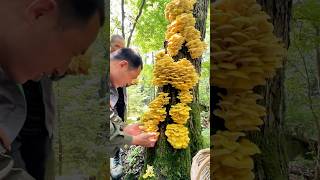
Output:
[
  {"xmin": 123, "ymin": 123, "xmax": 144, "ymax": 136},
  {"xmin": 0, "ymin": 127, "xmax": 11, "ymax": 152},
  {"xmin": 131, "ymin": 132, "xmax": 159, "ymax": 147}
]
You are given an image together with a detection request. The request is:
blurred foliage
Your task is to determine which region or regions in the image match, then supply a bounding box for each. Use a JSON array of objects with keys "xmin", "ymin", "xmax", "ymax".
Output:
[
  {"xmin": 202, "ymin": 128, "xmax": 210, "ymax": 148},
  {"xmin": 285, "ymin": 2, "xmax": 320, "ymax": 177},
  {"xmin": 285, "ymin": 0, "xmax": 320, "ymax": 141}
]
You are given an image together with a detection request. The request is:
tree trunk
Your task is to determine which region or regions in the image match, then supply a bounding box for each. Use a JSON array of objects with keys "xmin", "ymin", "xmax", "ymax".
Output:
[
  {"xmin": 316, "ymin": 26, "xmax": 320, "ymax": 95},
  {"xmin": 315, "ymin": 25, "xmax": 320, "ymax": 180},
  {"xmin": 145, "ymin": 84, "xmax": 192, "ymax": 180},
  {"xmin": 98, "ymin": 76, "xmax": 107, "ymax": 98},
  {"xmin": 57, "ymin": 83, "xmax": 63, "ymax": 176},
  {"xmin": 189, "ymin": 0, "xmax": 209, "ymax": 158},
  {"xmin": 250, "ymin": 1, "xmax": 292, "ymax": 179},
  {"xmin": 98, "ymin": 14, "xmax": 110, "ymax": 99},
  {"xmin": 144, "ymin": 1, "xmax": 209, "ymax": 179}
]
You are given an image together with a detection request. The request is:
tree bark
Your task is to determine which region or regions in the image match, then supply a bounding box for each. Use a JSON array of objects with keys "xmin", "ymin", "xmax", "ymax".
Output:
[
  {"xmin": 57, "ymin": 82, "xmax": 63, "ymax": 176},
  {"xmin": 316, "ymin": 26, "xmax": 320, "ymax": 95},
  {"xmin": 315, "ymin": 25, "xmax": 320, "ymax": 179},
  {"xmin": 250, "ymin": 1, "xmax": 292, "ymax": 179},
  {"xmin": 189, "ymin": 0, "xmax": 209, "ymax": 158}
]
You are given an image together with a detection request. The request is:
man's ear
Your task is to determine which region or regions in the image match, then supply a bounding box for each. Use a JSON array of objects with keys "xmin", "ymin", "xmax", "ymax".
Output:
[
  {"xmin": 119, "ymin": 60, "xmax": 129, "ymax": 68},
  {"xmin": 25, "ymin": 0, "xmax": 57, "ymax": 23}
]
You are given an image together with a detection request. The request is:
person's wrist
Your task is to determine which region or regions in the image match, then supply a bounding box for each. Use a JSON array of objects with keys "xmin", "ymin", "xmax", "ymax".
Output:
[
  {"xmin": 123, "ymin": 134, "xmax": 134, "ymax": 145},
  {"xmin": 131, "ymin": 136, "xmax": 137, "ymax": 145},
  {"xmin": 123, "ymin": 127, "xmax": 130, "ymax": 135}
]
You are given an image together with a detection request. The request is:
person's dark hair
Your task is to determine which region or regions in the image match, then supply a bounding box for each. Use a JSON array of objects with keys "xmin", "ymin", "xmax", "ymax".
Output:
[
  {"xmin": 111, "ymin": 48, "xmax": 143, "ymax": 70},
  {"xmin": 111, "ymin": 35, "xmax": 124, "ymax": 43},
  {"xmin": 57, "ymin": 0, "xmax": 105, "ymax": 27}
]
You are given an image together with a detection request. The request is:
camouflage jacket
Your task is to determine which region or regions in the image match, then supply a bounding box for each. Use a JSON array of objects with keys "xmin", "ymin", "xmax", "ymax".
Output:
[{"xmin": 107, "ymin": 81, "xmax": 132, "ymax": 156}]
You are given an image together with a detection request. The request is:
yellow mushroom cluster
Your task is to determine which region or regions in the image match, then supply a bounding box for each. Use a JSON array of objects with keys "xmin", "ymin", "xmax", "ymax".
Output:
[
  {"xmin": 212, "ymin": 0, "xmax": 287, "ymax": 179},
  {"xmin": 153, "ymin": 55, "xmax": 199, "ymax": 91},
  {"xmin": 212, "ymin": 0, "xmax": 286, "ymax": 90},
  {"xmin": 165, "ymin": 0, "xmax": 196, "ymax": 22},
  {"xmin": 67, "ymin": 54, "xmax": 92, "ymax": 75},
  {"xmin": 142, "ymin": 165, "xmax": 155, "ymax": 179},
  {"xmin": 165, "ymin": 124, "xmax": 190, "ymax": 149},
  {"xmin": 167, "ymin": 13, "xmax": 195, "ymax": 38},
  {"xmin": 182, "ymin": 26, "xmax": 200, "ymax": 42},
  {"xmin": 141, "ymin": 92, "xmax": 170, "ymax": 134},
  {"xmin": 165, "ymin": 1, "xmax": 207, "ymax": 58},
  {"xmin": 212, "ymin": 131, "xmax": 260, "ymax": 180},
  {"xmin": 169, "ymin": 103, "xmax": 191, "ymax": 125},
  {"xmin": 167, "ymin": 33, "xmax": 185, "ymax": 56},
  {"xmin": 141, "ymin": 51, "xmax": 197, "ymax": 149},
  {"xmin": 187, "ymin": 39, "xmax": 207, "ymax": 59},
  {"xmin": 214, "ymin": 91, "xmax": 266, "ymax": 131},
  {"xmin": 178, "ymin": 90, "xmax": 193, "ymax": 104},
  {"xmin": 155, "ymin": 50, "xmax": 166, "ymax": 61},
  {"xmin": 152, "ymin": 51, "xmax": 198, "ymax": 149}
]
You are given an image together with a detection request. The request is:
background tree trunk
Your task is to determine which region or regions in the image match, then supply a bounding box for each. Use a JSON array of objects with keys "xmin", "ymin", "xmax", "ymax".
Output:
[
  {"xmin": 316, "ymin": 26, "xmax": 320, "ymax": 94},
  {"xmin": 144, "ymin": 0, "xmax": 209, "ymax": 179},
  {"xmin": 250, "ymin": 1, "xmax": 292, "ymax": 179},
  {"xmin": 57, "ymin": 83, "xmax": 63, "ymax": 176}
]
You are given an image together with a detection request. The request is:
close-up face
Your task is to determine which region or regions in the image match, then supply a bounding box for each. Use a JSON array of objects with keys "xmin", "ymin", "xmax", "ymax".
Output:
[
  {"xmin": 110, "ymin": 60, "xmax": 141, "ymax": 88},
  {"xmin": 1, "ymin": 0, "xmax": 101, "ymax": 83},
  {"xmin": 123, "ymin": 67, "xmax": 141, "ymax": 87},
  {"xmin": 110, "ymin": 38, "xmax": 125, "ymax": 53}
]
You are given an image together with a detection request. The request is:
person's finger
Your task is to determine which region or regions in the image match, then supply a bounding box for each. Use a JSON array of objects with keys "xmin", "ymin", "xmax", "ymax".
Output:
[
  {"xmin": 145, "ymin": 142, "xmax": 152, "ymax": 147},
  {"xmin": 129, "ymin": 123, "xmax": 143, "ymax": 130},
  {"xmin": 148, "ymin": 142, "xmax": 156, "ymax": 147},
  {"xmin": 148, "ymin": 136, "xmax": 158, "ymax": 142},
  {"xmin": 138, "ymin": 126, "xmax": 146, "ymax": 131},
  {"xmin": 144, "ymin": 132, "xmax": 158, "ymax": 139}
]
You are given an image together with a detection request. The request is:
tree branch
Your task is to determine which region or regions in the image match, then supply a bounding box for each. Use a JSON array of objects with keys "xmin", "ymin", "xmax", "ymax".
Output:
[
  {"xmin": 121, "ymin": 0, "xmax": 126, "ymax": 39},
  {"xmin": 127, "ymin": 0, "xmax": 146, "ymax": 47}
]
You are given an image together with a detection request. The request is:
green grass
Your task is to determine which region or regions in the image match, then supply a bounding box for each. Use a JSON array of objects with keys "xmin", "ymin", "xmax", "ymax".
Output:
[{"xmin": 202, "ymin": 128, "xmax": 210, "ymax": 148}]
